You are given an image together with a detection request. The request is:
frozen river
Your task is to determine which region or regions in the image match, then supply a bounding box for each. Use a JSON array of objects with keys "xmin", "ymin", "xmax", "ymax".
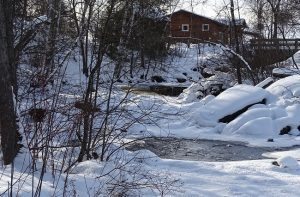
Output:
[{"xmin": 126, "ymin": 137, "xmax": 300, "ymax": 161}]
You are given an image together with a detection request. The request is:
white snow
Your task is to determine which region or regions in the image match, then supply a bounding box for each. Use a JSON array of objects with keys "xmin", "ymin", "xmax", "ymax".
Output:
[
  {"xmin": 275, "ymin": 156, "xmax": 299, "ymax": 169},
  {"xmin": 267, "ymin": 75, "xmax": 300, "ymax": 100},
  {"xmin": 177, "ymin": 83, "xmax": 204, "ymax": 103},
  {"xmin": 4, "ymin": 42, "xmax": 300, "ymax": 196},
  {"xmin": 232, "ymin": 117, "xmax": 275, "ymax": 137},
  {"xmin": 190, "ymin": 84, "xmax": 271, "ymax": 127},
  {"xmin": 223, "ymin": 108, "xmax": 273, "ymax": 135},
  {"xmin": 3, "ymin": 147, "xmax": 300, "ymax": 196},
  {"xmin": 122, "ymin": 74, "xmax": 300, "ymax": 148},
  {"xmin": 263, "ymin": 148, "xmax": 300, "ymax": 160},
  {"xmin": 273, "ymin": 67, "xmax": 300, "ymax": 77},
  {"xmin": 255, "ymin": 77, "xmax": 274, "ymax": 88}
]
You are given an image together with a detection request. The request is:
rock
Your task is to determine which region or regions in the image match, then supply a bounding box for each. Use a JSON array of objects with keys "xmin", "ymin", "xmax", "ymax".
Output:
[
  {"xmin": 219, "ymin": 99, "xmax": 266, "ymax": 123},
  {"xmin": 92, "ymin": 152, "xmax": 99, "ymax": 159},
  {"xmin": 280, "ymin": 126, "xmax": 291, "ymax": 135},
  {"xmin": 205, "ymin": 84, "xmax": 223, "ymax": 96},
  {"xmin": 201, "ymin": 71, "xmax": 214, "ymax": 78},
  {"xmin": 194, "ymin": 84, "xmax": 271, "ymax": 127},
  {"xmin": 177, "ymin": 78, "xmax": 187, "ymax": 83},
  {"xmin": 151, "ymin": 76, "xmax": 165, "ymax": 83},
  {"xmin": 275, "ymin": 156, "xmax": 299, "ymax": 169},
  {"xmin": 267, "ymin": 138, "xmax": 274, "ymax": 142}
]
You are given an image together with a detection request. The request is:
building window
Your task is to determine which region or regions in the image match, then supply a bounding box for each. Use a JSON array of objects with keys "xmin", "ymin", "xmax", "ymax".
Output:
[
  {"xmin": 202, "ymin": 24, "xmax": 209, "ymax": 31},
  {"xmin": 181, "ymin": 24, "xmax": 189, "ymax": 31}
]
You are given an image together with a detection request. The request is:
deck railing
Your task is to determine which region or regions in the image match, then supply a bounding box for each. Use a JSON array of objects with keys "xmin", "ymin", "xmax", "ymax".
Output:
[{"xmin": 250, "ymin": 39, "xmax": 300, "ymax": 50}]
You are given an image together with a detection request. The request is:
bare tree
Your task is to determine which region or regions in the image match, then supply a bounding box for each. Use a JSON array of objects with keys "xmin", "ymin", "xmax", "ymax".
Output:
[
  {"xmin": 229, "ymin": 0, "xmax": 243, "ymax": 84},
  {"xmin": 1, "ymin": 0, "xmax": 184, "ymax": 195},
  {"xmin": 246, "ymin": 0, "xmax": 300, "ymax": 39}
]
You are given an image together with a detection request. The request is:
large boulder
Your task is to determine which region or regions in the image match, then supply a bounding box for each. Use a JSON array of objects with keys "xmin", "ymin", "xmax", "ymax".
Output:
[
  {"xmin": 191, "ymin": 84, "xmax": 273, "ymax": 127},
  {"xmin": 266, "ymin": 75, "xmax": 300, "ymax": 103}
]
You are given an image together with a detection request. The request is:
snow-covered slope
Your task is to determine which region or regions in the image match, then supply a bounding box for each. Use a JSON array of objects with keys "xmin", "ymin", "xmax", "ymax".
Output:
[{"xmin": 3, "ymin": 40, "xmax": 300, "ymax": 196}]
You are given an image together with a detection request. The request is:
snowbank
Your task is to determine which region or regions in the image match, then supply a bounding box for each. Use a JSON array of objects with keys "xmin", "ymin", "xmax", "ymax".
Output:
[
  {"xmin": 178, "ymin": 76, "xmax": 300, "ymax": 140},
  {"xmin": 177, "ymin": 83, "xmax": 204, "ymax": 103},
  {"xmin": 190, "ymin": 85, "xmax": 271, "ymax": 127},
  {"xmin": 267, "ymin": 75, "xmax": 300, "ymax": 104},
  {"xmin": 275, "ymin": 156, "xmax": 299, "ymax": 169}
]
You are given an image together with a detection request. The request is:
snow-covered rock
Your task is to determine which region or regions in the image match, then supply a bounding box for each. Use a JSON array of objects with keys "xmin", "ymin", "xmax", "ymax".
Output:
[
  {"xmin": 191, "ymin": 84, "xmax": 272, "ymax": 127},
  {"xmin": 178, "ymin": 83, "xmax": 204, "ymax": 103},
  {"xmin": 223, "ymin": 108, "xmax": 272, "ymax": 135},
  {"xmin": 267, "ymin": 75, "xmax": 300, "ymax": 103},
  {"xmin": 255, "ymin": 77, "xmax": 274, "ymax": 88},
  {"xmin": 231, "ymin": 117, "xmax": 275, "ymax": 137},
  {"xmin": 274, "ymin": 104, "xmax": 300, "ymax": 135},
  {"xmin": 275, "ymin": 156, "xmax": 299, "ymax": 169},
  {"xmin": 201, "ymin": 95, "xmax": 215, "ymax": 105}
]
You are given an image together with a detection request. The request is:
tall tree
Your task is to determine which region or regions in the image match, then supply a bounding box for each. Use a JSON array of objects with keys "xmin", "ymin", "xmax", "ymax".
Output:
[
  {"xmin": 0, "ymin": 0, "xmax": 19, "ymax": 165},
  {"xmin": 265, "ymin": 0, "xmax": 282, "ymax": 38},
  {"xmin": 230, "ymin": 0, "xmax": 242, "ymax": 84}
]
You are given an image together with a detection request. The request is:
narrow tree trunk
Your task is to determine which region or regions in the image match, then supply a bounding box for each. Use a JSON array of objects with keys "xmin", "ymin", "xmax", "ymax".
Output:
[
  {"xmin": 140, "ymin": 39, "xmax": 145, "ymax": 69},
  {"xmin": 230, "ymin": 0, "xmax": 242, "ymax": 84},
  {"xmin": 266, "ymin": 0, "xmax": 282, "ymax": 39},
  {"xmin": 45, "ymin": 0, "xmax": 61, "ymax": 76},
  {"xmin": 273, "ymin": 11, "xmax": 278, "ymax": 39},
  {"xmin": 114, "ymin": 1, "xmax": 135, "ymax": 79}
]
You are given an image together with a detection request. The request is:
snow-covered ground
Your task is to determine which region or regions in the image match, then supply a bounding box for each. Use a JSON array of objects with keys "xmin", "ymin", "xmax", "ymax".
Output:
[
  {"xmin": 128, "ymin": 76, "xmax": 300, "ymax": 148},
  {"xmin": 3, "ymin": 147, "xmax": 300, "ymax": 196},
  {"xmin": 2, "ymin": 45, "xmax": 300, "ymax": 196}
]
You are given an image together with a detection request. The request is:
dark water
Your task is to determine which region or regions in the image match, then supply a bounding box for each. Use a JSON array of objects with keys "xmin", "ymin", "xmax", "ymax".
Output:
[{"xmin": 126, "ymin": 137, "xmax": 297, "ymax": 162}]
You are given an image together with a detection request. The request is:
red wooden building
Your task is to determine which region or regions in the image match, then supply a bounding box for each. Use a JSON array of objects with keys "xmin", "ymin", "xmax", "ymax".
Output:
[{"xmin": 168, "ymin": 9, "xmax": 247, "ymax": 44}]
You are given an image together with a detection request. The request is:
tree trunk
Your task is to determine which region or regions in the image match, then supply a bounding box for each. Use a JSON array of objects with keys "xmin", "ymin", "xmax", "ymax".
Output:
[
  {"xmin": 45, "ymin": 0, "xmax": 61, "ymax": 76},
  {"xmin": 266, "ymin": 0, "xmax": 281, "ymax": 39},
  {"xmin": 230, "ymin": 0, "xmax": 242, "ymax": 84},
  {"xmin": 0, "ymin": 0, "xmax": 19, "ymax": 165},
  {"xmin": 114, "ymin": 1, "xmax": 135, "ymax": 79},
  {"xmin": 273, "ymin": 10, "xmax": 278, "ymax": 39}
]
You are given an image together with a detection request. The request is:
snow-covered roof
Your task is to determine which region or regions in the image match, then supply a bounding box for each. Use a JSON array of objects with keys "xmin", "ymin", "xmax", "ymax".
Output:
[
  {"xmin": 217, "ymin": 18, "xmax": 248, "ymax": 28},
  {"xmin": 169, "ymin": 9, "xmax": 225, "ymax": 26},
  {"xmin": 169, "ymin": 9, "xmax": 247, "ymax": 28}
]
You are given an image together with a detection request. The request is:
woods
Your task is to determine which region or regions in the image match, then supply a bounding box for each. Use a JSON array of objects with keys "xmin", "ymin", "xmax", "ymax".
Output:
[
  {"xmin": 0, "ymin": 0, "xmax": 300, "ymax": 196},
  {"xmin": 246, "ymin": 0, "xmax": 300, "ymax": 38}
]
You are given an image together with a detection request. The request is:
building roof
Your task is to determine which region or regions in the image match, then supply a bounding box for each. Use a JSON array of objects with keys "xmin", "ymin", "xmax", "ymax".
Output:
[
  {"xmin": 217, "ymin": 18, "xmax": 248, "ymax": 28},
  {"xmin": 169, "ymin": 9, "xmax": 247, "ymax": 28}
]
